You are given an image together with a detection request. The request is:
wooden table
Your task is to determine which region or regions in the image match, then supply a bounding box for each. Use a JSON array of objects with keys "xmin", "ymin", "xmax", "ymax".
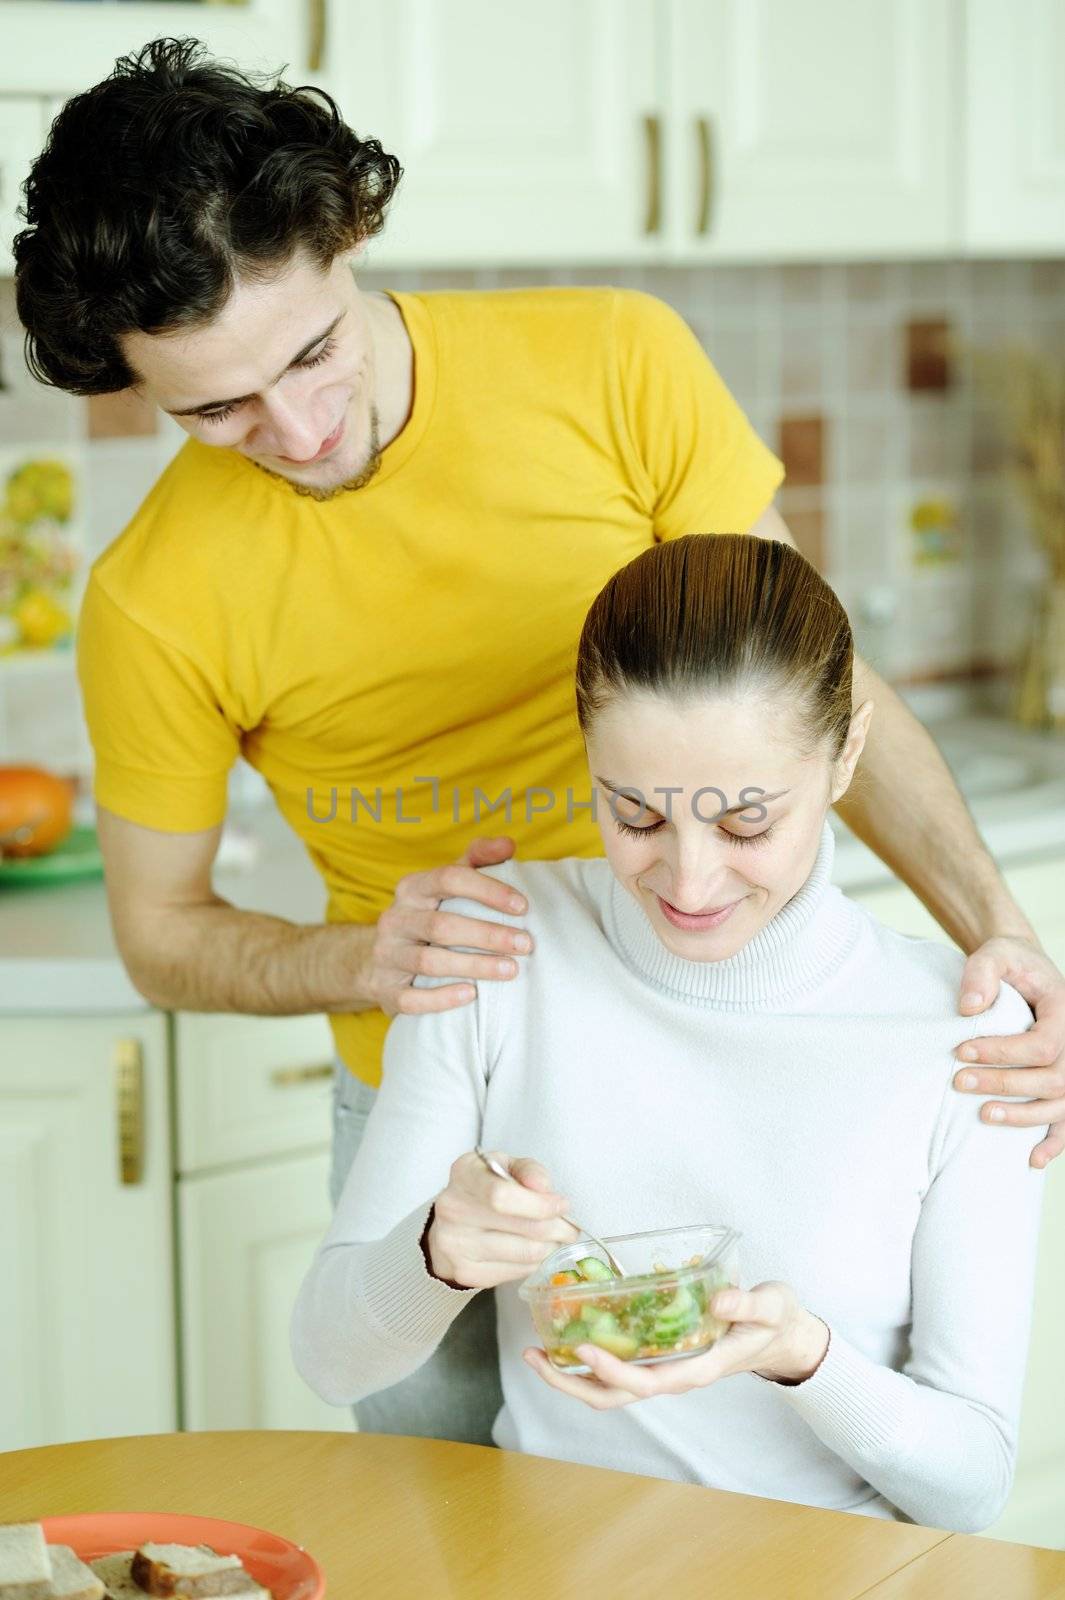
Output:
[{"xmin": 1, "ymin": 1432, "xmax": 1064, "ymax": 1599}]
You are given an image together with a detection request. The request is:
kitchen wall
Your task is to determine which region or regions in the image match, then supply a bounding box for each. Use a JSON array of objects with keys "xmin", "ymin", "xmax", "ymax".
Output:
[{"xmin": 1, "ymin": 256, "xmax": 1063, "ymax": 779}]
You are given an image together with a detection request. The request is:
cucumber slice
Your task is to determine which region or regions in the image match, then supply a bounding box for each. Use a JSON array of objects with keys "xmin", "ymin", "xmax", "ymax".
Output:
[
  {"xmin": 651, "ymin": 1285, "xmax": 700, "ymax": 1343},
  {"xmin": 575, "ymin": 1256, "xmax": 615, "ymax": 1282},
  {"xmin": 588, "ymin": 1328, "xmax": 639, "ymax": 1359}
]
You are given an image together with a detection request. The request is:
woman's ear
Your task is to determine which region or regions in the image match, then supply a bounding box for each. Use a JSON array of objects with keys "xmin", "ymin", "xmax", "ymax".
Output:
[{"xmin": 830, "ymin": 699, "xmax": 874, "ymax": 803}]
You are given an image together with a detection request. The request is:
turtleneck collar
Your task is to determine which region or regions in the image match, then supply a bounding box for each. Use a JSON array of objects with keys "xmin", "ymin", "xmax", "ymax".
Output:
[{"xmin": 604, "ymin": 820, "xmax": 861, "ymax": 1009}]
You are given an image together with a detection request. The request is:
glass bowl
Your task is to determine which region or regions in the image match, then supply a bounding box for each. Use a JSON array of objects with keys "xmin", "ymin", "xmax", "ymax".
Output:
[{"xmin": 519, "ymin": 1223, "xmax": 741, "ymax": 1373}]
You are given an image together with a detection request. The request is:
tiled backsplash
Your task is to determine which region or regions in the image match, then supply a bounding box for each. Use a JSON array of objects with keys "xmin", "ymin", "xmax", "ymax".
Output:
[{"xmin": 1, "ymin": 258, "xmax": 1063, "ymax": 777}]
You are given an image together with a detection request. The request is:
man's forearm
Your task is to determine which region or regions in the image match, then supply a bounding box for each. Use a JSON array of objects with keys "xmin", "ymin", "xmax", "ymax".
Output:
[
  {"xmin": 837, "ymin": 658, "xmax": 1039, "ymax": 954},
  {"xmin": 126, "ymin": 897, "xmax": 378, "ymax": 1015}
]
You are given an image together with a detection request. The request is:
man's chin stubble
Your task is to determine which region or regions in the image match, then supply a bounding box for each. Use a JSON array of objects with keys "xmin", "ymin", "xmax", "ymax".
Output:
[{"xmin": 250, "ymin": 406, "xmax": 382, "ymax": 501}]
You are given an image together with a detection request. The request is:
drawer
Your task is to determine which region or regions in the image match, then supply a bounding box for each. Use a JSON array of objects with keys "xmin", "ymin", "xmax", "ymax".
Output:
[{"xmin": 175, "ymin": 1012, "xmax": 336, "ymax": 1173}]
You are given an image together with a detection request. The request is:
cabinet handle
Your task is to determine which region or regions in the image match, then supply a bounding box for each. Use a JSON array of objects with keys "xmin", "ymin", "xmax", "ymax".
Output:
[
  {"xmin": 270, "ymin": 1061, "xmax": 335, "ymax": 1089},
  {"xmin": 114, "ymin": 1038, "xmax": 144, "ymax": 1187},
  {"xmin": 695, "ymin": 115, "xmax": 714, "ymax": 236},
  {"xmin": 642, "ymin": 114, "xmax": 662, "ymax": 236},
  {"xmin": 308, "ymin": 0, "xmax": 327, "ymax": 71}
]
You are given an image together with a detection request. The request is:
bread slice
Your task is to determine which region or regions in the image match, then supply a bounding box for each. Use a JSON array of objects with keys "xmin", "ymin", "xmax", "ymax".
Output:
[
  {"xmin": 90, "ymin": 1553, "xmax": 269, "ymax": 1600},
  {"xmin": 44, "ymin": 1548, "xmax": 104, "ymax": 1600},
  {"xmin": 86, "ymin": 1553, "xmax": 141, "ymax": 1600},
  {"xmin": 130, "ymin": 1544, "xmax": 260, "ymax": 1598},
  {"xmin": 0, "ymin": 1521, "xmax": 52, "ymax": 1599}
]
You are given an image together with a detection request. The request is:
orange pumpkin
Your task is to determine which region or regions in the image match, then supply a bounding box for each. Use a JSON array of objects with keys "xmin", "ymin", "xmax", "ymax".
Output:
[{"xmin": 0, "ymin": 765, "xmax": 75, "ymax": 858}]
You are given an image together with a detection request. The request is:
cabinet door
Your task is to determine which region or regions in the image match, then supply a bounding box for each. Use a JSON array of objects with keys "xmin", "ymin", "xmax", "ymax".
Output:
[
  {"xmin": 175, "ymin": 1012, "xmax": 335, "ymax": 1174},
  {"xmin": 0, "ymin": 1014, "xmax": 176, "ymax": 1450},
  {"xmin": 0, "ymin": 0, "xmax": 327, "ymax": 96},
  {"xmin": 668, "ymin": 0, "xmax": 956, "ymax": 260},
  {"xmin": 0, "ymin": 97, "xmax": 48, "ymax": 277},
  {"xmin": 179, "ymin": 1150, "xmax": 353, "ymax": 1431},
  {"xmin": 333, "ymin": 0, "xmax": 660, "ymax": 267},
  {"xmin": 966, "ymin": 0, "xmax": 1065, "ymax": 254}
]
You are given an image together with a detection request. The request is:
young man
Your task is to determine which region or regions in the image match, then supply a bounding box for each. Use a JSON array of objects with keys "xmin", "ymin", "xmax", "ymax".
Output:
[{"xmin": 14, "ymin": 38, "xmax": 1064, "ymax": 1444}]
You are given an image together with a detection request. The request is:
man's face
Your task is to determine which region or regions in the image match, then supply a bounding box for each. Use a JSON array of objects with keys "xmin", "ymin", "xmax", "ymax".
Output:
[{"xmin": 120, "ymin": 249, "xmax": 380, "ymax": 498}]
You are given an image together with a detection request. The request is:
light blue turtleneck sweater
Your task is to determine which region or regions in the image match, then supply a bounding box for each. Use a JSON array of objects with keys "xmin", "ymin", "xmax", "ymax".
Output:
[{"xmin": 291, "ymin": 823, "xmax": 1044, "ymax": 1532}]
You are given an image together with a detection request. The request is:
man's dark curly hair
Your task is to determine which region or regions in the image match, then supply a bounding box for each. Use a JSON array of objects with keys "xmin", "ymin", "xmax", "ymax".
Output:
[{"xmin": 13, "ymin": 36, "xmax": 402, "ymax": 395}]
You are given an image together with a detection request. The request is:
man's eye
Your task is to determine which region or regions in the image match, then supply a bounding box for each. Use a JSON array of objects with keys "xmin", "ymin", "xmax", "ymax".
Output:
[
  {"xmin": 297, "ymin": 337, "xmax": 337, "ymax": 371},
  {"xmin": 199, "ymin": 404, "xmax": 236, "ymax": 426}
]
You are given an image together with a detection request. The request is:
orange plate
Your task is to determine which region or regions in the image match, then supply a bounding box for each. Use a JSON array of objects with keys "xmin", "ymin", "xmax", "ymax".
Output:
[{"xmin": 39, "ymin": 1511, "xmax": 325, "ymax": 1599}]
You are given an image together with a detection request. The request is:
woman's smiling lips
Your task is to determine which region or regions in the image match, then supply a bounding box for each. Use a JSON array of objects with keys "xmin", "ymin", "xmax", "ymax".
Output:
[{"xmin": 655, "ymin": 893, "xmax": 745, "ymax": 931}]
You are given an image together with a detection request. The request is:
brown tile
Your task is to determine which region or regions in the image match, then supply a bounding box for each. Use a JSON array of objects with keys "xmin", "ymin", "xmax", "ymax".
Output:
[
  {"xmin": 778, "ymin": 414, "xmax": 825, "ymax": 487},
  {"xmin": 905, "ymin": 319, "xmax": 954, "ymax": 391},
  {"xmin": 87, "ymin": 389, "xmax": 157, "ymax": 439},
  {"xmin": 780, "ymin": 505, "xmax": 826, "ymax": 571}
]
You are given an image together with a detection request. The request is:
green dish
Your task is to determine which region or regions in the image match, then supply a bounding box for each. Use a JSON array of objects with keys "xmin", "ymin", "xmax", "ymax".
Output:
[{"xmin": 0, "ymin": 824, "xmax": 104, "ymax": 885}]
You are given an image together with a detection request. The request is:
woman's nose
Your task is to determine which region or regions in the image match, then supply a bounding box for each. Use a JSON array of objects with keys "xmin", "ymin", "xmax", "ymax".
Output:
[{"xmin": 665, "ymin": 837, "xmax": 733, "ymax": 913}]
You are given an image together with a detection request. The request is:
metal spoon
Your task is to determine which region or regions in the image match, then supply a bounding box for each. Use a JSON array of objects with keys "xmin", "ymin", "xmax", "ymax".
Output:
[{"xmin": 474, "ymin": 1145, "xmax": 628, "ymax": 1276}]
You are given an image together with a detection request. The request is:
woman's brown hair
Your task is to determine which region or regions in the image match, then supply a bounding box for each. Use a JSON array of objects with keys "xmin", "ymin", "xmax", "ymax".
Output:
[{"xmin": 575, "ymin": 535, "xmax": 853, "ymax": 759}]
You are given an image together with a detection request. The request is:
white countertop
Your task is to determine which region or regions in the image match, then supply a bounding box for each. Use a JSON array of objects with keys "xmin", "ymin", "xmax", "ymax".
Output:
[{"xmin": 1, "ymin": 711, "xmax": 1063, "ymax": 1016}]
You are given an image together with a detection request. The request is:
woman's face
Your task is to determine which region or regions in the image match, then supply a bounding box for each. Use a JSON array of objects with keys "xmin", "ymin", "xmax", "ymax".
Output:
[{"xmin": 584, "ymin": 688, "xmax": 870, "ymax": 962}]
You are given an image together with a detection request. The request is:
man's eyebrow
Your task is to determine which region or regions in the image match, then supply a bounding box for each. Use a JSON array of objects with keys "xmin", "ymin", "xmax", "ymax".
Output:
[
  {"xmin": 164, "ymin": 312, "xmax": 346, "ymax": 417},
  {"xmin": 595, "ymin": 777, "xmax": 790, "ymax": 819}
]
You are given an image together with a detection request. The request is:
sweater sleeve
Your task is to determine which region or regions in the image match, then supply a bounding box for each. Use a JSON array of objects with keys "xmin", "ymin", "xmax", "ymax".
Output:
[
  {"xmin": 290, "ymin": 907, "xmax": 502, "ymax": 1406},
  {"xmin": 777, "ymin": 981, "xmax": 1046, "ymax": 1532}
]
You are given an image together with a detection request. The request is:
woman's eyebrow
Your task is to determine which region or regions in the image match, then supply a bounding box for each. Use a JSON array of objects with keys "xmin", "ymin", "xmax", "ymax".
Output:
[
  {"xmin": 595, "ymin": 776, "xmax": 789, "ymax": 819},
  {"xmin": 165, "ymin": 311, "xmax": 346, "ymax": 416}
]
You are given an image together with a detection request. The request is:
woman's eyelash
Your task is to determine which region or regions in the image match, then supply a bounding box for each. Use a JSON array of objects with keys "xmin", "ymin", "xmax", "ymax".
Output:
[
  {"xmin": 197, "ymin": 338, "xmax": 338, "ymax": 426},
  {"xmin": 613, "ymin": 818, "xmax": 776, "ymax": 847}
]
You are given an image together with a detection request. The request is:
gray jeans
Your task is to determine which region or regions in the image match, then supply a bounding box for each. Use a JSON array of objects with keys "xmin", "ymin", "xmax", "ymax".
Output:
[{"xmin": 329, "ymin": 1061, "xmax": 503, "ymax": 1444}]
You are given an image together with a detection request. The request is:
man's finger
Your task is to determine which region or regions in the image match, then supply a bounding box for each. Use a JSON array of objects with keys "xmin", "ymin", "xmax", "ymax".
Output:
[
  {"xmin": 977, "ymin": 1098, "xmax": 1063, "ymax": 1130},
  {"xmin": 955, "ymin": 1028, "xmax": 1061, "ymax": 1072},
  {"xmin": 954, "ymin": 1062, "xmax": 1064, "ymax": 1098},
  {"xmin": 461, "ymin": 835, "xmax": 517, "ymax": 868},
  {"xmin": 395, "ymin": 905, "xmax": 531, "ymax": 958},
  {"xmin": 1030, "ymin": 1120, "xmax": 1065, "ymax": 1170},
  {"xmin": 418, "ymin": 861, "xmax": 528, "ymax": 916}
]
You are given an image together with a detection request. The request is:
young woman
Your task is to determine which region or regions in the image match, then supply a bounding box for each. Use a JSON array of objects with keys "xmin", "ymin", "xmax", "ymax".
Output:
[{"xmin": 292, "ymin": 535, "xmax": 1044, "ymax": 1532}]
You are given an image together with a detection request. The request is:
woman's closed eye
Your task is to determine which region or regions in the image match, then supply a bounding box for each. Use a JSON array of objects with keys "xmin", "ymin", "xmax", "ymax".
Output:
[{"xmin": 613, "ymin": 816, "xmax": 776, "ymax": 847}]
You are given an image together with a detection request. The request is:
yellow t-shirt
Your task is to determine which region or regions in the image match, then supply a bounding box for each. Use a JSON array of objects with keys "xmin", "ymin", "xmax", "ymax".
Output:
[{"xmin": 77, "ymin": 288, "xmax": 783, "ymax": 1084}]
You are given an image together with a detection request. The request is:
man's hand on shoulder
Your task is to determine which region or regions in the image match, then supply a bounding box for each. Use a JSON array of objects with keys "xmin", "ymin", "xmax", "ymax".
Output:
[{"xmin": 953, "ymin": 936, "xmax": 1065, "ymax": 1169}]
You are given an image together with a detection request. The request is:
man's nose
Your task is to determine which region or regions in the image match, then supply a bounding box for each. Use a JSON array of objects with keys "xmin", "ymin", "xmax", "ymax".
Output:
[{"xmin": 255, "ymin": 394, "xmax": 323, "ymax": 461}]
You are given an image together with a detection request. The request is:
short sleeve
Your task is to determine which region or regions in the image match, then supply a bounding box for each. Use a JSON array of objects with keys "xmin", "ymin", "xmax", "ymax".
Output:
[
  {"xmin": 76, "ymin": 575, "xmax": 240, "ymax": 832},
  {"xmin": 612, "ymin": 289, "xmax": 784, "ymax": 538}
]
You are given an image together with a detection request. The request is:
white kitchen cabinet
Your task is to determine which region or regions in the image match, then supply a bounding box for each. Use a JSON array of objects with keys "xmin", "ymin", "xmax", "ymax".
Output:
[
  {"xmin": 667, "ymin": 0, "xmax": 956, "ymax": 260},
  {"xmin": 0, "ymin": 96, "xmax": 49, "ymax": 276},
  {"xmin": 852, "ymin": 847, "xmax": 1065, "ymax": 1551},
  {"xmin": 174, "ymin": 1009, "xmax": 350, "ymax": 1431},
  {"xmin": 175, "ymin": 1011, "xmax": 336, "ymax": 1173},
  {"xmin": 179, "ymin": 1151, "xmax": 351, "ymax": 1433},
  {"xmin": 965, "ymin": 0, "xmax": 1065, "ymax": 255},
  {"xmin": 0, "ymin": 0, "xmax": 328, "ymax": 97},
  {"xmin": 0, "ymin": 1013, "xmax": 176, "ymax": 1451},
  {"xmin": 344, "ymin": 0, "xmax": 956, "ymax": 267},
  {"xmin": 337, "ymin": 0, "xmax": 661, "ymax": 269}
]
